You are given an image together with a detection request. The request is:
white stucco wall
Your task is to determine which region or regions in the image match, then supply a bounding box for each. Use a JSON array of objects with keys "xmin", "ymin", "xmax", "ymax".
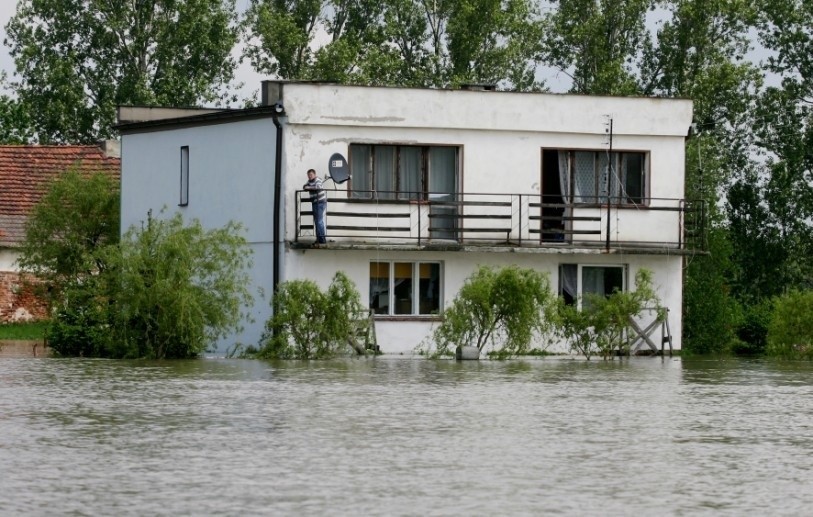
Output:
[
  {"xmin": 278, "ymin": 85, "xmax": 690, "ymax": 246},
  {"xmin": 283, "ymin": 246, "xmax": 683, "ymax": 355},
  {"xmin": 120, "ymin": 117, "xmax": 279, "ymax": 350},
  {"xmin": 276, "ymin": 84, "xmax": 691, "ymax": 355}
]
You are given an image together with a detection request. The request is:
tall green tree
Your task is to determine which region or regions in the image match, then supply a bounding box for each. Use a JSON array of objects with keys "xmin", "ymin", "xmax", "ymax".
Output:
[
  {"xmin": 16, "ymin": 171, "xmax": 120, "ymax": 306},
  {"xmin": 642, "ymin": 0, "xmax": 760, "ymax": 353},
  {"xmin": 0, "ymin": 73, "xmax": 35, "ymax": 144},
  {"xmin": 4, "ymin": 0, "xmax": 240, "ymax": 143},
  {"xmin": 0, "ymin": 94, "xmax": 34, "ymax": 144},
  {"xmin": 746, "ymin": 0, "xmax": 813, "ymax": 297},
  {"xmin": 542, "ymin": 0, "xmax": 653, "ymax": 95},
  {"xmin": 244, "ymin": 0, "xmax": 544, "ymax": 89}
]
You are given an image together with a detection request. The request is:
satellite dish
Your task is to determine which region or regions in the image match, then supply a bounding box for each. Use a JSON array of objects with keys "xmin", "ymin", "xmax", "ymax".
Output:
[{"xmin": 328, "ymin": 153, "xmax": 350, "ymax": 184}]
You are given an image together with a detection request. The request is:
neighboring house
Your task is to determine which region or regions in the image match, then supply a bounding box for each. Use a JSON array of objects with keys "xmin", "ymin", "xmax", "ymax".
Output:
[
  {"xmin": 0, "ymin": 143, "xmax": 121, "ymax": 322},
  {"xmin": 117, "ymin": 82, "xmax": 698, "ymax": 354}
]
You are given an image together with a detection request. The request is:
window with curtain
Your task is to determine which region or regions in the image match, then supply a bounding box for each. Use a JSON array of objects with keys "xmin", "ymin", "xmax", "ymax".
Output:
[
  {"xmin": 369, "ymin": 261, "xmax": 442, "ymax": 316},
  {"xmin": 349, "ymin": 144, "xmax": 458, "ymax": 200},
  {"xmin": 559, "ymin": 264, "xmax": 626, "ymax": 309},
  {"xmin": 559, "ymin": 150, "xmax": 647, "ymax": 205}
]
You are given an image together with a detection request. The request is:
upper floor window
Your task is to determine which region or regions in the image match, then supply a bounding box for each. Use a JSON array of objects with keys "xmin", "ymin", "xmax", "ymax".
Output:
[
  {"xmin": 558, "ymin": 150, "xmax": 646, "ymax": 205},
  {"xmin": 180, "ymin": 146, "xmax": 189, "ymax": 206},
  {"xmin": 349, "ymin": 144, "xmax": 458, "ymax": 200}
]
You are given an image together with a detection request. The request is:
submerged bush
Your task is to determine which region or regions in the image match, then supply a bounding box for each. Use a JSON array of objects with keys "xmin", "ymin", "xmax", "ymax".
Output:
[
  {"xmin": 766, "ymin": 290, "xmax": 813, "ymax": 360},
  {"xmin": 45, "ymin": 211, "xmax": 253, "ymax": 359},
  {"xmin": 553, "ymin": 269, "xmax": 663, "ymax": 360},
  {"xmin": 46, "ymin": 280, "xmax": 114, "ymax": 357},
  {"xmin": 432, "ymin": 265, "xmax": 554, "ymax": 359},
  {"xmin": 731, "ymin": 298, "xmax": 773, "ymax": 356},
  {"xmin": 258, "ymin": 271, "xmax": 366, "ymax": 359},
  {"xmin": 108, "ymin": 212, "xmax": 254, "ymax": 359}
]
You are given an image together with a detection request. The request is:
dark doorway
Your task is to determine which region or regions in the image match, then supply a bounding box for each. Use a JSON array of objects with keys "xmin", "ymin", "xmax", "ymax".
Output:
[{"xmin": 541, "ymin": 150, "xmax": 566, "ymax": 242}]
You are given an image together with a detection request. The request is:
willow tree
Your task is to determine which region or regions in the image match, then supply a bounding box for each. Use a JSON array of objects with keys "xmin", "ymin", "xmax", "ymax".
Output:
[
  {"xmin": 432, "ymin": 265, "xmax": 555, "ymax": 359},
  {"xmin": 4, "ymin": 0, "xmax": 240, "ymax": 143}
]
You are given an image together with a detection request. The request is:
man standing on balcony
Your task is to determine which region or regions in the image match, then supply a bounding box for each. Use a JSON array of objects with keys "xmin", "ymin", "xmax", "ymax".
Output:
[{"xmin": 304, "ymin": 168, "xmax": 327, "ymax": 245}]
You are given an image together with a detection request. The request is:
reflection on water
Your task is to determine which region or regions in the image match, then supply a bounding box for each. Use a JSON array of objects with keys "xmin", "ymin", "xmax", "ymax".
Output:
[{"xmin": 1, "ymin": 357, "xmax": 811, "ymax": 515}]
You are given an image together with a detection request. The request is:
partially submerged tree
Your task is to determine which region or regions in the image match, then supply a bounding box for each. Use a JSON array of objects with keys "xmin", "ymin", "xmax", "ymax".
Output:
[
  {"xmin": 258, "ymin": 271, "xmax": 366, "ymax": 359},
  {"xmin": 106, "ymin": 211, "xmax": 254, "ymax": 359},
  {"xmin": 553, "ymin": 269, "xmax": 663, "ymax": 360},
  {"xmin": 432, "ymin": 265, "xmax": 554, "ymax": 359},
  {"xmin": 766, "ymin": 290, "xmax": 813, "ymax": 360},
  {"xmin": 21, "ymin": 182, "xmax": 254, "ymax": 358}
]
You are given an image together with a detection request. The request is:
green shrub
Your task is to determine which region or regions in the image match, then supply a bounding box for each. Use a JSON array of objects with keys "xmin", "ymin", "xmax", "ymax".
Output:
[
  {"xmin": 766, "ymin": 290, "xmax": 813, "ymax": 360},
  {"xmin": 432, "ymin": 265, "xmax": 554, "ymax": 359},
  {"xmin": 731, "ymin": 298, "xmax": 773, "ymax": 355},
  {"xmin": 107, "ymin": 212, "xmax": 254, "ymax": 359},
  {"xmin": 258, "ymin": 271, "xmax": 366, "ymax": 359},
  {"xmin": 46, "ymin": 281, "xmax": 114, "ymax": 357},
  {"xmin": 553, "ymin": 269, "xmax": 663, "ymax": 360}
]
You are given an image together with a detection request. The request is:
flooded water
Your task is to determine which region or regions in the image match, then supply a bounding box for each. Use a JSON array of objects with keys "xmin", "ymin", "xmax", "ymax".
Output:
[{"xmin": 1, "ymin": 356, "xmax": 811, "ymax": 516}]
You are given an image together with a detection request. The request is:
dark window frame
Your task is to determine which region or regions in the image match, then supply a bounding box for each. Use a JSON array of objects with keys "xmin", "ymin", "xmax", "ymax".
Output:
[
  {"xmin": 180, "ymin": 145, "xmax": 190, "ymax": 207},
  {"xmin": 348, "ymin": 144, "xmax": 458, "ymax": 200},
  {"xmin": 369, "ymin": 260, "xmax": 443, "ymax": 317},
  {"xmin": 562, "ymin": 150, "xmax": 648, "ymax": 206},
  {"xmin": 558, "ymin": 264, "xmax": 627, "ymax": 309}
]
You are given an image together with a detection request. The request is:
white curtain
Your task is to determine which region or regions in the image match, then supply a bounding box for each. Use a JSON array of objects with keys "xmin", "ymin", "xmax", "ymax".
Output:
[
  {"xmin": 558, "ymin": 151, "xmax": 569, "ymax": 201},
  {"xmin": 573, "ymin": 152, "xmax": 596, "ymax": 203},
  {"xmin": 429, "ymin": 147, "xmax": 456, "ymax": 195}
]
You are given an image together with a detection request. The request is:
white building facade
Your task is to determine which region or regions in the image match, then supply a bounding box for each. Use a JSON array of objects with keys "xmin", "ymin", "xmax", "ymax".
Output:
[{"xmin": 118, "ymin": 82, "xmax": 696, "ymax": 354}]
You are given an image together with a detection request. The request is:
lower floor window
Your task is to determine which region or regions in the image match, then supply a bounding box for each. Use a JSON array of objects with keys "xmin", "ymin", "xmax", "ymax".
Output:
[
  {"xmin": 370, "ymin": 261, "xmax": 441, "ymax": 316},
  {"xmin": 559, "ymin": 264, "xmax": 625, "ymax": 308}
]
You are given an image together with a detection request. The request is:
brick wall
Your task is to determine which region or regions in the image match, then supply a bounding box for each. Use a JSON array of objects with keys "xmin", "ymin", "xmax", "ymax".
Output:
[{"xmin": 0, "ymin": 272, "xmax": 48, "ymax": 322}]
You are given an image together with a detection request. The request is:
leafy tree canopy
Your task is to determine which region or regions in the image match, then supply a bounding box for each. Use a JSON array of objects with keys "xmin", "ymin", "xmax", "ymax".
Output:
[
  {"xmin": 16, "ymin": 170, "xmax": 120, "ymax": 305},
  {"xmin": 4, "ymin": 0, "xmax": 240, "ymax": 143},
  {"xmin": 244, "ymin": 0, "xmax": 545, "ymax": 89}
]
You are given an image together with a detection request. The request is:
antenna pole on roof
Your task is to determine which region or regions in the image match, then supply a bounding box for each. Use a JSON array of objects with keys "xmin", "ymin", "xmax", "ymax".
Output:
[{"xmin": 606, "ymin": 116, "xmax": 613, "ymax": 252}]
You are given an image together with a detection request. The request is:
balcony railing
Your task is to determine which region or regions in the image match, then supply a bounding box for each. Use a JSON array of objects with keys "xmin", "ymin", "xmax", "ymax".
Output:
[{"xmin": 295, "ymin": 190, "xmax": 706, "ymax": 252}]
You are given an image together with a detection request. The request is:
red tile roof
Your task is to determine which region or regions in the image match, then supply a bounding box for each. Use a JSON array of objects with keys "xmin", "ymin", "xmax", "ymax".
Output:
[{"xmin": 0, "ymin": 145, "xmax": 120, "ymax": 248}]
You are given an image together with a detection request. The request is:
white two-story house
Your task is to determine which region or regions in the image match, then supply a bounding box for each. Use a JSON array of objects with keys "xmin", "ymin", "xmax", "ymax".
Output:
[{"xmin": 117, "ymin": 81, "xmax": 697, "ymax": 354}]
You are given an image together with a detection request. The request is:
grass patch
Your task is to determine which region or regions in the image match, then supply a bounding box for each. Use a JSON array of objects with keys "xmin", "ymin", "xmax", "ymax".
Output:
[{"xmin": 0, "ymin": 321, "xmax": 48, "ymax": 340}]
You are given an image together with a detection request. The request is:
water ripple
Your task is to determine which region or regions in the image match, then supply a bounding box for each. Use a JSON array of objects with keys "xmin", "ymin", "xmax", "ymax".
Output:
[{"xmin": 1, "ymin": 357, "xmax": 811, "ymax": 516}]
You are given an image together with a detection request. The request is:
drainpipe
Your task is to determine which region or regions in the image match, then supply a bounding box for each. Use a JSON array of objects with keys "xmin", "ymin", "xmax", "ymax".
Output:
[{"xmin": 272, "ymin": 107, "xmax": 283, "ymax": 296}]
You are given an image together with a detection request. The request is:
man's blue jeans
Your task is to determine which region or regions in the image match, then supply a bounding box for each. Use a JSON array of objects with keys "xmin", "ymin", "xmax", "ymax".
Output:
[{"xmin": 313, "ymin": 201, "xmax": 327, "ymax": 243}]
